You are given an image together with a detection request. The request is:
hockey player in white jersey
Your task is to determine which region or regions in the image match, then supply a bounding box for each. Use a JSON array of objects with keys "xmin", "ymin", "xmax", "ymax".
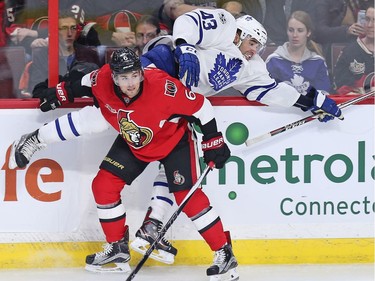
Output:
[{"xmin": 131, "ymin": 8, "xmax": 343, "ymax": 281}]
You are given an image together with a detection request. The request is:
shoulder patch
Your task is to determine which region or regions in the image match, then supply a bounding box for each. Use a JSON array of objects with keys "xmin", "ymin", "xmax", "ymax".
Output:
[
  {"xmin": 90, "ymin": 69, "xmax": 100, "ymax": 86},
  {"xmin": 164, "ymin": 79, "xmax": 177, "ymax": 97}
]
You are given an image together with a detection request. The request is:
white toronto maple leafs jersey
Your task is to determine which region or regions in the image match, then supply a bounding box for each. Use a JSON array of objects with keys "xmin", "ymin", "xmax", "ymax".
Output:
[{"xmin": 173, "ymin": 8, "xmax": 300, "ymax": 107}]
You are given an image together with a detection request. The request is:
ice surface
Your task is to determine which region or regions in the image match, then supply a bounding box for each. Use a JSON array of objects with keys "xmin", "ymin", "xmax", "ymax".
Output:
[{"xmin": 0, "ymin": 264, "xmax": 373, "ymax": 281}]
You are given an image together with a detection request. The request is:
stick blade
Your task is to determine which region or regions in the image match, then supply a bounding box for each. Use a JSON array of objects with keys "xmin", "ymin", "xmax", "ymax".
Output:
[{"xmin": 245, "ymin": 133, "xmax": 271, "ymax": 147}]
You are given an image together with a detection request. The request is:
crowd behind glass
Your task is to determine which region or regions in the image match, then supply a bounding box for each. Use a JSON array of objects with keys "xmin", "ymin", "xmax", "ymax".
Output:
[{"xmin": 0, "ymin": 0, "xmax": 373, "ymax": 99}]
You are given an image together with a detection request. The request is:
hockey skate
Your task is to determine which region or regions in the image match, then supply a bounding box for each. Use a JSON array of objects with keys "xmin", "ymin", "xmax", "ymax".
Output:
[
  {"xmin": 207, "ymin": 244, "xmax": 239, "ymax": 281},
  {"xmin": 130, "ymin": 217, "xmax": 177, "ymax": 264},
  {"xmin": 9, "ymin": 129, "xmax": 46, "ymax": 169},
  {"xmin": 85, "ymin": 228, "xmax": 131, "ymax": 273}
]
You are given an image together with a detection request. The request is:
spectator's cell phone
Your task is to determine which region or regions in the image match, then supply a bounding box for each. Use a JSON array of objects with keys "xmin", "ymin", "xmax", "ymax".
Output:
[{"xmin": 357, "ymin": 10, "xmax": 366, "ymax": 26}]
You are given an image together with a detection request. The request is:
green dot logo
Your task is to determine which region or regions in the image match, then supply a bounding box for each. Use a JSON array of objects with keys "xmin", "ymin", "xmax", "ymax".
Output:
[
  {"xmin": 225, "ymin": 122, "xmax": 249, "ymax": 145},
  {"xmin": 228, "ymin": 191, "xmax": 237, "ymax": 200}
]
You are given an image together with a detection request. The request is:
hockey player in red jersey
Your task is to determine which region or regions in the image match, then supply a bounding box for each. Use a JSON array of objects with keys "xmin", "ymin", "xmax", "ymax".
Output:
[
  {"xmin": 21, "ymin": 9, "xmax": 345, "ymax": 276},
  {"xmin": 8, "ymin": 47, "xmax": 239, "ymax": 280}
]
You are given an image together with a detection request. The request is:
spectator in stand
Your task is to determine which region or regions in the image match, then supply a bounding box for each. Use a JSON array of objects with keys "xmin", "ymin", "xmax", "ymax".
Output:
[
  {"xmin": 4, "ymin": 1, "xmax": 144, "ymax": 54},
  {"xmin": 333, "ymin": 4, "xmax": 374, "ymax": 95},
  {"xmin": 21, "ymin": 10, "xmax": 99, "ymax": 96},
  {"xmin": 0, "ymin": 0, "xmax": 6, "ymax": 47},
  {"xmin": 218, "ymin": 1, "xmax": 244, "ymax": 18},
  {"xmin": 93, "ymin": 9, "xmax": 141, "ymax": 48},
  {"xmin": 75, "ymin": 2, "xmax": 160, "ymax": 48},
  {"xmin": 265, "ymin": 11, "xmax": 331, "ymax": 95},
  {"xmin": 135, "ymin": 15, "xmax": 162, "ymax": 55},
  {"xmin": 3, "ymin": 0, "xmax": 88, "ymax": 58},
  {"xmin": 217, "ymin": 0, "xmax": 264, "ymax": 21},
  {"xmin": 160, "ymin": 0, "xmax": 217, "ymax": 29},
  {"xmin": 0, "ymin": 0, "xmax": 14, "ymax": 98},
  {"xmin": 313, "ymin": 0, "xmax": 373, "ymax": 69},
  {"xmin": 263, "ymin": 0, "xmax": 315, "ymax": 46}
]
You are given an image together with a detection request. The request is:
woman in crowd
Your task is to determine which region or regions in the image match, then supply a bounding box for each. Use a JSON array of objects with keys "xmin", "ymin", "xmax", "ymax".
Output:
[{"xmin": 265, "ymin": 10, "xmax": 332, "ymax": 95}]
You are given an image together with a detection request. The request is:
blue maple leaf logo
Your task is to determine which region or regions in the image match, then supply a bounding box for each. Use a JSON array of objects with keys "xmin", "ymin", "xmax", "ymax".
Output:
[{"xmin": 208, "ymin": 53, "xmax": 242, "ymax": 91}]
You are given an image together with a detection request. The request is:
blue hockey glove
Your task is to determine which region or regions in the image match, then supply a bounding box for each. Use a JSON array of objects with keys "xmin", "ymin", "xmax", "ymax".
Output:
[
  {"xmin": 174, "ymin": 43, "xmax": 200, "ymax": 88},
  {"xmin": 201, "ymin": 132, "xmax": 230, "ymax": 169},
  {"xmin": 308, "ymin": 89, "xmax": 344, "ymax": 122}
]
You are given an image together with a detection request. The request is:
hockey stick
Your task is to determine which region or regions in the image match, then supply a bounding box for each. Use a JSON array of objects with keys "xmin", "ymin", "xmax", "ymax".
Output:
[
  {"xmin": 245, "ymin": 90, "xmax": 375, "ymax": 147},
  {"xmin": 125, "ymin": 161, "xmax": 215, "ymax": 281}
]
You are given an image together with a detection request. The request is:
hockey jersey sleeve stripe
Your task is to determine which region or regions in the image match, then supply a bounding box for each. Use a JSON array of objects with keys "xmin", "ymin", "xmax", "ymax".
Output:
[
  {"xmin": 186, "ymin": 12, "xmax": 203, "ymax": 45},
  {"xmin": 243, "ymin": 81, "xmax": 278, "ymax": 101}
]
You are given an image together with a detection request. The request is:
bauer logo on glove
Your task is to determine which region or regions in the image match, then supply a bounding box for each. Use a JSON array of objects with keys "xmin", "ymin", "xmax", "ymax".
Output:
[
  {"xmin": 201, "ymin": 132, "xmax": 230, "ymax": 169},
  {"xmin": 201, "ymin": 136, "xmax": 224, "ymax": 150},
  {"xmin": 56, "ymin": 83, "xmax": 68, "ymax": 102}
]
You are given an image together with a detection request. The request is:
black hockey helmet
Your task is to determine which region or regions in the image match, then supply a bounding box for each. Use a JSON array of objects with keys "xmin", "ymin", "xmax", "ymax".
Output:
[{"xmin": 109, "ymin": 47, "xmax": 142, "ymax": 75}]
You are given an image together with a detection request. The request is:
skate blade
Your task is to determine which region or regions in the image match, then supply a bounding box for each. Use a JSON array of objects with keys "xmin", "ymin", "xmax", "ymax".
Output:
[
  {"xmin": 209, "ymin": 268, "xmax": 239, "ymax": 281},
  {"xmin": 130, "ymin": 237, "xmax": 175, "ymax": 264},
  {"xmin": 85, "ymin": 262, "xmax": 131, "ymax": 273},
  {"xmin": 8, "ymin": 141, "xmax": 19, "ymax": 169}
]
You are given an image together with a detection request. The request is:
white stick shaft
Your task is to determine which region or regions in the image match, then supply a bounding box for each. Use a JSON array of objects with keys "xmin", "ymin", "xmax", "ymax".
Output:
[{"xmin": 245, "ymin": 91, "xmax": 375, "ymax": 147}]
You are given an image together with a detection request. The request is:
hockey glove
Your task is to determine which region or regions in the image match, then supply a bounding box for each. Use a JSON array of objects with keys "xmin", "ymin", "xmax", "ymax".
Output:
[
  {"xmin": 201, "ymin": 132, "xmax": 231, "ymax": 169},
  {"xmin": 307, "ymin": 88, "xmax": 344, "ymax": 122},
  {"xmin": 174, "ymin": 43, "xmax": 200, "ymax": 88},
  {"xmin": 38, "ymin": 82, "xmax": 74, "ymax": 112}
]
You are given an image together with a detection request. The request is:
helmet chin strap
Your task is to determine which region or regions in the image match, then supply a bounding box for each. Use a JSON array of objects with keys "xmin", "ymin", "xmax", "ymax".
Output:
[
  {"xmin": 234, "ymin": 32, "xmax": 243, "ymax": 48},
  {"xmin": 235, "ymin": 39, "xmax": 242, "ymax": 48}
]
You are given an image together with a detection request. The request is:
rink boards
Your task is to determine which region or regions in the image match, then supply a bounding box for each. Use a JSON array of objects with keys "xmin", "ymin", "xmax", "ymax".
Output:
[{"xmin": 0, "ymin": 97, "xmax": 373, "ymax": 268}]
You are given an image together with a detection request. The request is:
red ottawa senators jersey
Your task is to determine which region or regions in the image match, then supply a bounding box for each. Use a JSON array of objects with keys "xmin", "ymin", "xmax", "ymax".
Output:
[{"xmin": 89, "ymin": 65, "xmax": 213, "ymax": 162}]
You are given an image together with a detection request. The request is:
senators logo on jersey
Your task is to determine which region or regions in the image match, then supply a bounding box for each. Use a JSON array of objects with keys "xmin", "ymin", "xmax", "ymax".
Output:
[{"xmin": 118, "ymin": 110, "xmax": 152, "ymax": 148}]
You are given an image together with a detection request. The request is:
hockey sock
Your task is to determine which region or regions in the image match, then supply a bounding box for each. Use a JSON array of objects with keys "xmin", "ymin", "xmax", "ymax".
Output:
[
  {"xmin": 148, "ymin": 167, "xmax": 174, "ymax": 221},
  {"xmin": 174, "ymin": 188, "xmax": 227, "ymax": 251},
  {"xmin": 92, "ymin": 169, "xmax": 127, "ymax": 242}
]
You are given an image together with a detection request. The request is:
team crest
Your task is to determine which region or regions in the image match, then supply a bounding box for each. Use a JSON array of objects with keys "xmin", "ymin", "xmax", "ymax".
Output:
[
  {"xmin": 118, "ymin": 110, "xmax": 153, "ymax": 148},
  {"xmin": 208, "ymin": 53, "xmax": 242, "ymax": 91},
  {"xmin": 291, "ymin": 64, "xmax": 303, "ymax": 74},
  {"xmin": 349, "ymin": 59, "xmax": 365, "ymax": 75},
  {"xmin": 289, "ymin": 74, "xmax": 310, "ymax": 95},
  {"xmin": 173, "ymin": 170, "xmax": 185, "ymax": 185}
]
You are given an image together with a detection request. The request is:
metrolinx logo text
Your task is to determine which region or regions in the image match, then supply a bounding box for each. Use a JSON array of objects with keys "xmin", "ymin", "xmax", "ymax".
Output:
[{"xmin": 195, "ymin": 122, "xmax": 374, "ymax": 185}]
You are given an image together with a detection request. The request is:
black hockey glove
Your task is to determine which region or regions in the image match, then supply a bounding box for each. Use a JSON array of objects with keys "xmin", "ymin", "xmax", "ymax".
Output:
[
  {"xmin": 201, "ymin": 132, "xmax": 230, "ymax": 169},
  {"xmin": 174, "ymin": 43, "xmax": 200, "ymax": 88},
  {"xmin": 306, "ymin": 88, "xmax": 344, "ymax": 122},
  {"xmin": 35, "ymin": 82, "xmax": 74, "ymax": 112}
]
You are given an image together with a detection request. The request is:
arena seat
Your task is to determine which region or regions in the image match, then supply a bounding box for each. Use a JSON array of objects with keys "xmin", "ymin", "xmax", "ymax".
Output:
[
  {"xmin": 0, "ymin": 47, "xmax": 26, "ymax": 98},
  {"xmin": 260, "ymin": 45, "xmax": 278, "ymax": 61}
]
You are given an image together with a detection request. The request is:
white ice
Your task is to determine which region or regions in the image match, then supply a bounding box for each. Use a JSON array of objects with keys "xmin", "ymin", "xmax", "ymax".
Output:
[{"xmin": 0, "ymin": 264, "xmax": 373, "ymax": 281}]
